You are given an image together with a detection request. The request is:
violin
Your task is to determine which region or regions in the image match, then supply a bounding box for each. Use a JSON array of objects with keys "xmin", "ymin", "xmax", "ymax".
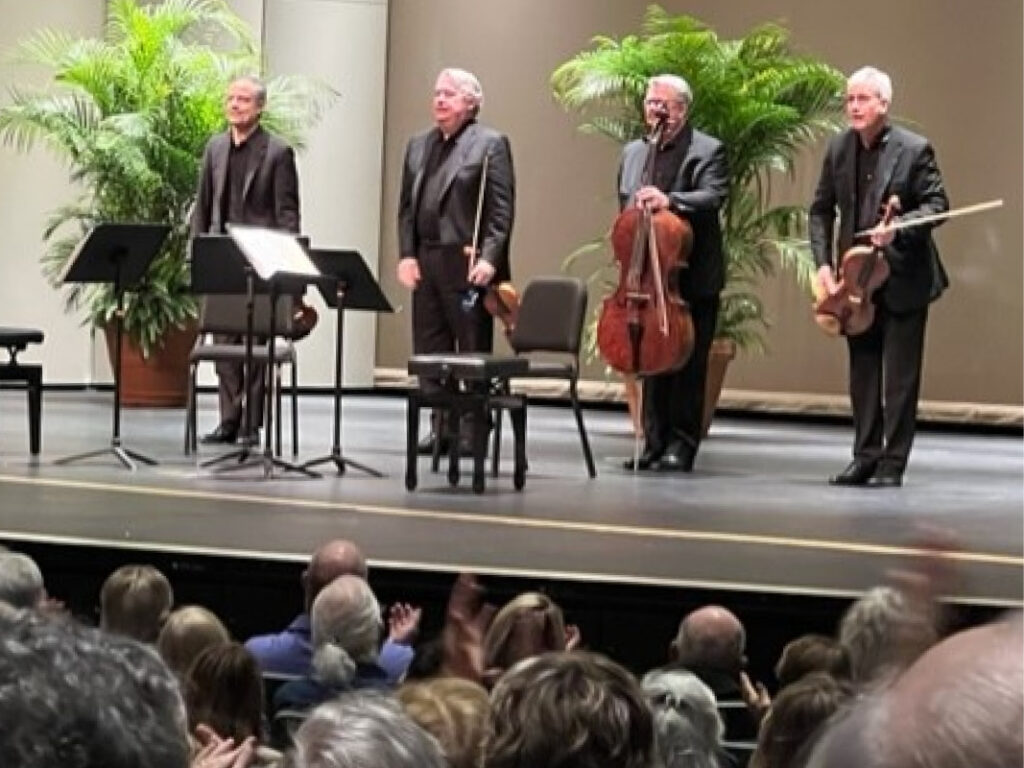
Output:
[
  {"xmin": 814, "ymin": 196, "xmax": 898, "ymax": 337},
  {"xmin": 597, "ymin": 117, "xmax": 694, "ymax": 376}
]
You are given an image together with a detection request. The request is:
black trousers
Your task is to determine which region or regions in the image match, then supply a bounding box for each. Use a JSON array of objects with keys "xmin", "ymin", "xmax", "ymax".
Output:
[
  {"xmin": 847, "ymin": 303, "xmax": 929, "ymax": 472},
  {"xmin": 642, "ymin": 295, "xmax": 719, "ymax": 454},
  {"xmin": 412, "ymin": 247, "xmax": 493, "ymax": 430}
]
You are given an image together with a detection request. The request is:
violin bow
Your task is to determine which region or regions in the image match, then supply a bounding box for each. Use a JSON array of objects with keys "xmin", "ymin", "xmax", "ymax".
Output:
[
  {"xmin": 467, "ymin": 153, "xmax": 490, "ymax": 278},
  {"xmin": 854, "ymin": 199, "xmax": 1003, "ymax": 238}
]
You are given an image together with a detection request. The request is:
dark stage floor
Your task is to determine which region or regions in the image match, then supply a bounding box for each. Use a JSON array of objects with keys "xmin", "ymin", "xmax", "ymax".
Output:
[{"xmin": 0, "ymin": 390, "xmax": 1020, "ymax": 606}]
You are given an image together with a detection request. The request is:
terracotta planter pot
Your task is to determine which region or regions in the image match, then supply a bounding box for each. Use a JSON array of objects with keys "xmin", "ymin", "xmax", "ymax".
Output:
[
  {"xmin": 104, "ymin": 322, "xmax": 197, "ymax": 408},
  {"xmin": 701, "ymin": 338, "xmax": 737, "ymax": 437}
]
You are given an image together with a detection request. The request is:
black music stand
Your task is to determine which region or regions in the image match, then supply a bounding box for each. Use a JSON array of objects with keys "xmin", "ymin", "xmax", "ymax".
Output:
[
  {"xmin": 55, "ymin": 223, "xmax": 170, "ymax": 470},
  {"xmin": 300, "ymin": 249, "xmax": 393, "ymax": 476},
  {"xmin": 219, "ymin": 225, "xmax": 321, "ymax": 479},
  {"xmin": 188, "ymin": 235, "xmax": 266, "ymax": 471}
]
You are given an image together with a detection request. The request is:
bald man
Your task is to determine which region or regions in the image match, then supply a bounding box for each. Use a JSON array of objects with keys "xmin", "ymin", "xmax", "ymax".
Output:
[{"xmin": 245, "ymin": 539, "xmax": 413, "ymax": 683}]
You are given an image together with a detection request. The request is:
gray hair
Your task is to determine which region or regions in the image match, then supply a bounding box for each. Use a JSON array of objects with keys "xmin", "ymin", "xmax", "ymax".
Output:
[
  {"xmin": 642, "ymin": 668, "xmax": 726, "ymax": 768},
  {"xmin": 838, "ymin": 586, "xmax": 937, "ymax": 685},
  {"xmin": 231, "ymin": 74, "xmax": 268, "ymax": 107},
  {"xmin": 0, "ymin": 609, "xmax": 188, "ymax": 768},
  {"xmin": 292, "ymin": 690, "xmax": 447, "ymax": 768},
  {"xmin": 848, "ymin": 66, "xmax": 893, "ymax": 104},
  {"xmin": 0, "ymin": 551, "xmax": 45, "ymax": 609},
  {"xmin": 649, "ymin": 74, "xmax": 693, "ymax": 107},
  {"xmin": 440, "ymin": 67, "xmax": 484, "ymax": 112},
  {"xmin": 311, "ymin": 575, "xmax": 381, "ymax": 687}
]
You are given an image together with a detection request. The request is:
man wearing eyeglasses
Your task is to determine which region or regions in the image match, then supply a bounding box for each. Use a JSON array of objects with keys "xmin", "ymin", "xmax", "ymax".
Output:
[
  {"xmin": 618, "ymin": 74, "xmax": 729, "ymax": 473},
  {"xmin": 397, "ymin": 68, "xmax": 516, "ymax": 456}
]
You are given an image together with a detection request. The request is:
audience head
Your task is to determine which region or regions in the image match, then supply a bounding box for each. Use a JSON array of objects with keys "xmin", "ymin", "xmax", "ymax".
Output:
[
  {"xmin": 398, "ymin": 677, "xmax": 490, "ymax": 768},
  {"xmin": 100, "ymin": 564, "xmax": 174, "ymax": 643},
  {"xmin": 750, "ymin": 672, "xmax": 853, "ymax": 768},
  {"xmin": 483, "ymin": 592, "xmax": 567, "ymax": 677},
  {"xmin": 669, "ymin": 605, "xmax": 747, "ymax": 676},
  {"xmin": 311, "ymin": 575, "xmax": 382, "ymax": 687},
  {"xmin": 805, "ymin": 613, "xmax": 1022, "ymax": 768},
  {"xmin": 486, "ymin": 650, "xmax": 655, "ymax": 768},
  {"xmin": 0, "ymin": 609, "xmax": 188, "ymax": 768},
  {"xmin": 291, "ymin": 690, "xmax": 447, "ymax": 768},
  {"xmin": 185, "ymin": 642, "xmax": 265, "ymax": 744},
  {"xmin": 0, "ymin": 550, "xmax": 46, "ymax": 609},
  {"xmin": 303, "ymin": 539, "xmax": 369, "ymax": 612},
  {"xmin": 775, "ymin": 634, "xmax": 850, "ymax": 689},
  {"xmin": 157, "ymin": 604, "xmax": 231, "ymax": 679},
  {"xmin": 838, "ymin": 586, "xmax": 937, "ymax": 685},
  {"xmin": 641, "ymin": 668, "xmax": 726, "ymax": 768}
]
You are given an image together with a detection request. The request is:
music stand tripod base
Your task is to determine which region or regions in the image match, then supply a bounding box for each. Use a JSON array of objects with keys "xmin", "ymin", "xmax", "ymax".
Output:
[{"xmin": 55, "ymin": 440, "xmax": 158, "ymax": 471}]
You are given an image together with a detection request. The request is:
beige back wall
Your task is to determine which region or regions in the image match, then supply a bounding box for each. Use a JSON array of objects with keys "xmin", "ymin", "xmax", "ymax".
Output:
[{"xmin": 378, "ymin": 0, "xmax": 1023, "ymax": 408}]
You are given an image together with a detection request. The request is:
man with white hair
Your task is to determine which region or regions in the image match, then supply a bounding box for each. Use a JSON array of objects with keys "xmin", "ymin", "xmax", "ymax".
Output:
[
  {"xmin": 810, "ymin": 66, "xmax": 949, "ymax": 488},
  {"xmin": 0, "ymin": 550, "xmax": 46, "ymax": 609},
  {"xmin": 619, "ymin": 73, "xmax": 729, "ymax": 473},
  {"xmin": 397, "ymin": 67, "xmax": 516, "ymax": 455}
]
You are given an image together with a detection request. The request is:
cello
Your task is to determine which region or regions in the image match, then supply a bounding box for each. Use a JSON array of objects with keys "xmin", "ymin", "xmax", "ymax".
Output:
[
  {"xmin": 597, "ymin": 115, "xmax": 694, "ymax": 377},
  {"xmin": 814, "ymin": 196, "xmax": 899, "ymax": 337}
]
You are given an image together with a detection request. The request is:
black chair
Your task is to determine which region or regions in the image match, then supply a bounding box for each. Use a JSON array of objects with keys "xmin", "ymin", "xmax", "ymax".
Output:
[
  {"xmin": 492, "ymin": 276, "xmax": 596, "ymax": 478},
  {"xmin": 0, "ymin": 327, "xmax": 44, "ymax": 455},
  {"xmin": 184, "ymin": 294, "xmax": 301, "ymax": 457}
]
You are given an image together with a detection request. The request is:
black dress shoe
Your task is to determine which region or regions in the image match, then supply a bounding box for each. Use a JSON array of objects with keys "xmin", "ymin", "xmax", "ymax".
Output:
[
  {"xmin": 417, "ymin": 432, "xmax": 450, "ymax": 455},
  {"xmin": 623, "ymin": 446, "xmax": 664, "ymax": 471},
  {"xmin": 867, "ymin": 467, "xmax": 903, "ymax": 488},
  {"xmin": 658, "ymin": 442, "xmax": 695, "ymax": 472},
  {"xmin": 201, "ymin": 423, "xmax": 238, "ymax": 445},
  {"xmin": 828, "ymin": 459, "xmax": 877, "ymax": 486}
]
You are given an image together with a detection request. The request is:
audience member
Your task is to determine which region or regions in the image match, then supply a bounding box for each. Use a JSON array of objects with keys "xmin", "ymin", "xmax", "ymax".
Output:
[
  {"xmin": 805, "ymin": 613, "xmax": 1022, "ymax": 768},
  {"xmin": 774, "ymin": 634, "xmax": 850, "ymax": 689},
  {"xmin": 100, "ymin": 563, "xmax": 174, "ymax": 643},
  {"xmin": 838, "ymin": 585, "xmax": 938, "ymax": 686},
  {"xmin": 398, "ymin": 677, "xmax": 490, "ymax": 768},
  {"xmin": 749, "ymin": 671, "xmax": 853, "ymax": 768},
  {"xmin": 0, "ymin": 608, "xmax": 189, "ymax": 768},
  {"xmin": 272, "ymin": 575, "xmax": 389, "ymax": 715},
  {"xmin": 482, "ymin": 591, "xmax": 577, "ymax": 685},
  {"xmin": 245, "ymin": 539, "xmax": 414, "ymax": 683},
  {"xmin": 158, "ymin": 605, "xmax": 231, "ymax": 680},
  {"xmin": 641, "ymin": 668, "xmax": 733, "ymax": 768},
  {"xmin": 0, "ymin": 550, "xmax": 46, "ymax": 609},
  {"xmin": 290, "ymin": 690, "xmax": 447, "ymax": 768},
  {"xmin": 668, "ymin": 605, "xmax": 767, "ymax": 738},
  {"xmin": 485, "ymin": 650, "xmax": 655, "ymax": 768},
  {"xmin": 185, "ymin": 642, "xmax": 282, "ymax": 767}
]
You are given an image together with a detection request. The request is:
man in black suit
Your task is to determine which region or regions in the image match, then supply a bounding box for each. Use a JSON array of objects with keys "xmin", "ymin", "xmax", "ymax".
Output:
[
  {"xmin": 190, "ymin": 75, "xmax": 301, "ymax": 444},
  {"xmin": 618, "ymin": 74, "xmax": 729, "ymax": 473},
  {"xmin": 397, "ymin": 68, "xmax": 515, "ymax": 454},
  {"xmin": 810, "ymin": 66, "xmax": 949, "ymax": 488}
]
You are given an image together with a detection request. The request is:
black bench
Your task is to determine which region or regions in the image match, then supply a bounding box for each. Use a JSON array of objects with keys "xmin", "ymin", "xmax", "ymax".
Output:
[
  {"xmin": 0, "ymin": 327, "xmax": 44, "ymax": 455},
  {"xmin": 406, "ymin": 353, "xmax": 528, "ymax": 494}
]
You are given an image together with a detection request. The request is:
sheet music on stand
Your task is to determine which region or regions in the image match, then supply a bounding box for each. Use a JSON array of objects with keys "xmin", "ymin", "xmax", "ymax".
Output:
[{"xmin": 226, "ymin": 224, "xmax": 320, "ymax": 282}]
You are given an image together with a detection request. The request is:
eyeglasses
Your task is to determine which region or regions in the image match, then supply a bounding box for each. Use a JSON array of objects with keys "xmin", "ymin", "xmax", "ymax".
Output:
[{"xmin": 644, "ymin": 98, "xmax": 680, "ymax": 109}]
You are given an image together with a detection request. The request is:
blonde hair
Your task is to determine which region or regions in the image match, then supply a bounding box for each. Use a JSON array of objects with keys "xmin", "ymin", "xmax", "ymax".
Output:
[
  {"xmin": 398, "ymin": 677, "xmax": 490, "ymax": 768},
  {"xmin": 482, "ymin": 592, "xmax": 566, "ymax": 676}
]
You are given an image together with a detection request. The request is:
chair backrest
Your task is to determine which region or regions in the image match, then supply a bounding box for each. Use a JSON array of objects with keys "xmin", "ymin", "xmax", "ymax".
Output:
[
  {"xmin": 509, "ymin": 276, "xmax": 588, "ymax": 355},
  {"xmin": 199, "ymin": 294, "xmax": 297, "ymax": 338}
]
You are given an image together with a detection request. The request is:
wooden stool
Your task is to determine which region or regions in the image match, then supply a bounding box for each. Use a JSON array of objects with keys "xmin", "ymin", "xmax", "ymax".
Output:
[
  {"xmin": 406, "ymin": 353, "xmax": 528, "ymax": 494},
  {"xmin": 0, "ymin": 327, "xmax": 44, "ymax": 455}
]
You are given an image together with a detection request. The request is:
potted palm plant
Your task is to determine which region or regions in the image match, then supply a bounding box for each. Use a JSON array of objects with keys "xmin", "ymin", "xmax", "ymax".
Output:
[
  {"xmin": 0, "ymin": 0, "xmax": 333, "ymax": 405},
  {"xmin": 552, "ymin": 7, "xmax": 846, "ymax": 433}
]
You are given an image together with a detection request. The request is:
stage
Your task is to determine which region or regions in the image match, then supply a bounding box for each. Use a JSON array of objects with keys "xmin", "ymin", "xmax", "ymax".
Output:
[{"xmin": 0, "ymin": 389, "xmax": 1020, "ymax": 608}]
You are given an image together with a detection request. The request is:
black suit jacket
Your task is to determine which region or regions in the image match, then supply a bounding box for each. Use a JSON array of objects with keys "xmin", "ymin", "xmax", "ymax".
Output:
[
  {"xmin": 809, "ymin": 125, "xmax": 949, "ymax": 313},
  {"xmin": 398, "ymin": 121, "xmax": 515, "ymax": 283},
  {"xmin": 618, "ymin": 125, "xmax": 729, "ymax": 299},
  {"xmin": 190, "ymin": 126, "xmax": 301, "ymax": 236}
]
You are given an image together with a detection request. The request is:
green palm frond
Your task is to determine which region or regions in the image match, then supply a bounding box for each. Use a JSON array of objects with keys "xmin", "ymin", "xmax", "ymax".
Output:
[
  {"xmin": 551, "ymin": 4, "xmax": 845, "ymax": 353},
  {"xmin": 1, "ymin": 0, "xmax": 335, "ymax": 356}
]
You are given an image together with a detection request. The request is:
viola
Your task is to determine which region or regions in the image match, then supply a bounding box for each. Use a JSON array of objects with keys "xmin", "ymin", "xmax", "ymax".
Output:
[
  {"xmin": 597, "ymin": 118, "xmax": 694, "ymax": 377},
  {"xmin": 814, "ymin": 197, "xmax": 898, "ymax": 337}
]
